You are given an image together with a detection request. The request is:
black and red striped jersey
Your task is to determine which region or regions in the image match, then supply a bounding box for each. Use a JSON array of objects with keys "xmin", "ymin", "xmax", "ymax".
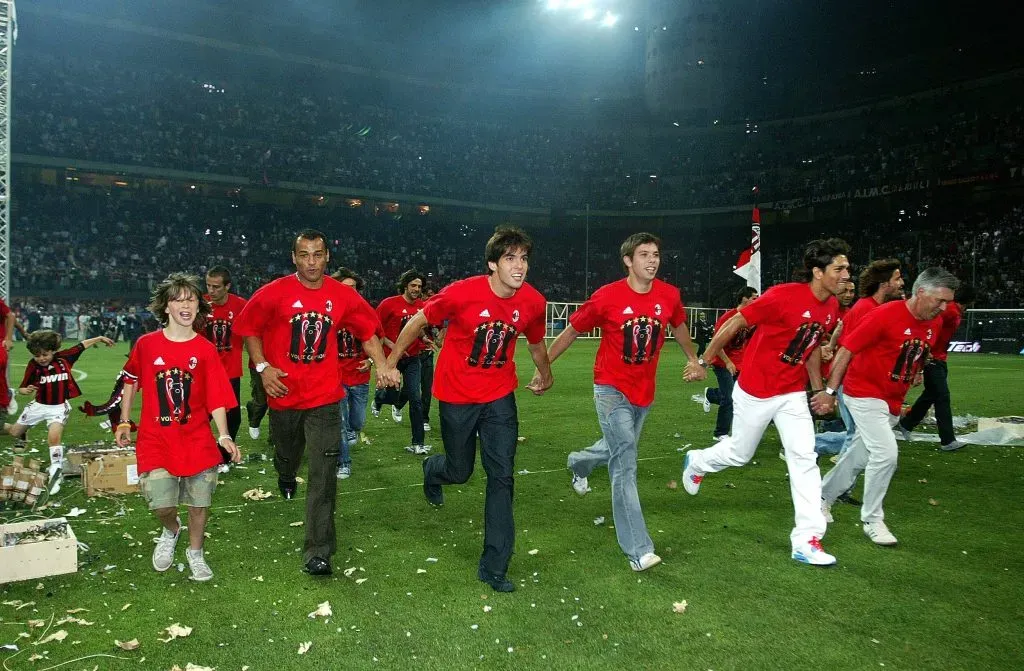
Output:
[{"xmin": 21, "ymin": 344, "xmax": 85, "ymax": 405}]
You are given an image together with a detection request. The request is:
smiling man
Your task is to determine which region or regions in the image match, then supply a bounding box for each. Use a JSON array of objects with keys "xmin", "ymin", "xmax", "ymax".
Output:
[
  {"xmin": 388, "ymin": 226, "xmax": 554, "ymax": 592},
  {"xmin": 681, "ymin": 238, "xmax": 852, "ymax": 566},
  {"xmin": 234, "ymin": 229, "xmax": 399, "ymax": 576},
  {"xmin": 535, "ymin": 232, "xmax": 705, "ymax": 572}
]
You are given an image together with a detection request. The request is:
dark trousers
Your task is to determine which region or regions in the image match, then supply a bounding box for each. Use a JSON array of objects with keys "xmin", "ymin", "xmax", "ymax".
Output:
[
  {"xmin": 424, "ymin": 393, "xmax": 518, "ymax": 576},
  {"xmin": 420, "ymin": 351, "xmax": 435, "ymax": 424},
  {"xmin": 705, "ymin": 366, "xmax": 737, "ymax": 438},
  {"xmin": 247, "ymin": 371, "xmax": 269, "ymax": 429},
  {"xmin": 270, "ymin": 403, "xmax": 342, "ymax": 563},
  {"xmin": 227, "ymin": 377, "xmax": 241, "ymax": 441},
  {"xmin": 374, "ymin": 356, "xmax": 425, "ymax": 444},
  {"xmin": 900, "ymin": 360, "xmax": 955, "ymax": 445}
]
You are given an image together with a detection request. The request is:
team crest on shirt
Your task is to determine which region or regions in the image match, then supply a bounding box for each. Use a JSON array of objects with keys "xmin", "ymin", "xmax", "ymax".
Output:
[
  {"xmin": 228, "ymin": 311, "xmax": 234, "ymax": 320},
  {"xmin": 621, "ymin": 316, "xmax": 663, "ymax": 365},
  {"xmin": 654, "ymin": 303, "xmax": 662, "ymax": 316},
  {"xmin": 826, "ymin": 314, "xmax": 833, "ymax": 326},
  {"xmin": 289, "ymin": 311, "xmax": 335, "ymax": 363},
  {"xmin": 468, "ymin": 320, "xmax": 517, "ymax": 368},
  {"xmin": 188, "ymin": 356, "xmax": 198, "ymax": 370},
  {"xmin": 156, "ymin": 368, "xmax": 194, "ymax": 426},
  {"xmin": 891, "ymin": 338, "xmax": 931, "ymax": 383},
  {"xmin": 927, "ymin": 328, "xmax": 933, "ymax": 340},
  {"xmin": 205, "ymin": 319, "xmax": 234, "ymax": 352},
  {"xmin": 512, "ymin": 309, "xmax": 520, "ymax": 323},
  {"xmin": 325, "ymin": 300, "xmax": 333, "ymax": 313}
]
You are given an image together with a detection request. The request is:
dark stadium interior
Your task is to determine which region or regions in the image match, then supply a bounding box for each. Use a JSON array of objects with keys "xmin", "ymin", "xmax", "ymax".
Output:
[{"xmin": 8, "ymin": 0, "xmax": 1024, "ymax": 338}]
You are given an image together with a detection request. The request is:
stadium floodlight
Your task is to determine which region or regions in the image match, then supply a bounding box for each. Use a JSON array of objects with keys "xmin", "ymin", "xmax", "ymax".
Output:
[{"xmin": 600, "ymin": 11, "xmax": 618, "ymax": 27}]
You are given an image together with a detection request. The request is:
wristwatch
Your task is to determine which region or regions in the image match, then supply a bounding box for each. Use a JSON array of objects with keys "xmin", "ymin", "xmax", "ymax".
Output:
[
  {"xmin": 697, "ymin": 358, "xmax": 708, "ymax": 369},
  {"xmin": 824, "ymin": 386, "xmax": 837, "ymax": 396},
  {"xmin": 255, "ymin": 362, "xmax": 270, "ymax": 374}
]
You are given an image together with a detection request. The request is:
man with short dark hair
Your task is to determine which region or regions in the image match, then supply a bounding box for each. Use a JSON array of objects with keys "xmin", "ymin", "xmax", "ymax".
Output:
[
  {"xmin": 332, "ymin": 267, "xmax": 377, "ymax": 479},
  {"xmin": 682, "ymin": 238, "xmax": 851, "ymax": 566},
  {"xmin": 813, "ymin": 267, "xmax": 957, "ymax": 546},
  {"xmin": 538, "ymin": 232, "xmax": 705, "ymax": 572},
  {"xmin": 198, "ymin": 266, "xmax": 248, "ymax": 471},
  {"xmin": 235, "ymin": 230, "xmax": 398, "ymax": 576},
  {"xmin": 389, "ymin": 226, "xmax": 553, "ymax": 592},
  {"xmin": 372, "ymin": 269, "xmax": 429, "ymax": 454}
]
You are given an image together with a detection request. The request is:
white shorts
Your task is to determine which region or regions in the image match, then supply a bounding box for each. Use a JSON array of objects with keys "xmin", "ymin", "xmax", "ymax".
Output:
[{"xmin": 15, "ymin": 401, "xmax": 72, "ymax": 428}]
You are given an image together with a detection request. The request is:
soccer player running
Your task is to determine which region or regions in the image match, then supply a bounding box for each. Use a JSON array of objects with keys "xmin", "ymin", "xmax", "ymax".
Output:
[
  {"xmin": 115, "ymin": 273, "xmax": 241, "ymax": 582},
  {"xmin": 813, "ymin": 267, "xmax": 957, "ymax": 546},
  {"xmin": 896, "ymin": 284, "xmax": 973, "ymax": 451},
  {"xmin": 198, "ymin": 266, "xmax": 248, "ymax": 471},
  {"xmin": 5, "ymin": 330, "xmax": 114, "ymax": 492},
  {"xmin": 537, "ymin": 233, "xmax": 706, "ymax": 572},
  {"xmin": 388, "ymin": 226, "xmax": 554, "ymax": 593},
  {"xmin": 234, "ymin": 230, "xmax": 399, "ymax": 576},
  {"xmin": 701, "ymin": 287, "xmax": 759, "ymax": 440},
  {"xmin": 681, "ymin": 238, "xmax": 851, "ymax": 566},
  {"xmin": 372, "ymin": 269, "xmax": 430, "ymax": 454}
]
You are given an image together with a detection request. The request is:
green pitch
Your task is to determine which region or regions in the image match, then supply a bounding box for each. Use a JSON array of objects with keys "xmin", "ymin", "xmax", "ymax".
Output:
[{"xmin": 1, "ymin": 341, "xmax": 1022, "ymax": 670}]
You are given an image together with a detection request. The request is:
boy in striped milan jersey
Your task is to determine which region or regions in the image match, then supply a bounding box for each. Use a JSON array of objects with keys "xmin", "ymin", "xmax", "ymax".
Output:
[{"xmin": 5, "ymin": 329, "xmax": 114, "ymax": 486}]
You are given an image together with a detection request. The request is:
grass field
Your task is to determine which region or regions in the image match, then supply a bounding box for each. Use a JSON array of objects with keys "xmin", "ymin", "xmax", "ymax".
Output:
[{"xmin": 1, "ymin": 341, "xmax": 1023, "ymax": 670}]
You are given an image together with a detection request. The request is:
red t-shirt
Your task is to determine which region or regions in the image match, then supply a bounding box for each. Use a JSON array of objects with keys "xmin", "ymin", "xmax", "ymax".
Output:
[
  {"xmin": 197, "ymin": 293, "xmax": 248, "ymax": 379},
  {"xmin": 377, "ymin": 295, "xmax": 426, "ymax": 357},
  {"xmin": 22, "ymin": 344, "xmax": 85, "ymax": 404},
  {"xmin": 931, "ymin": 301, "xmax": 962, "ymax": 362},
  {"xmin": 837, "ymin": 296, "xmax": 881, "ymax": 348},
  {"xmin": 234, "ymin": 275, "xmax": 380, "ymax": 410},
  {"xmin": 710, "ymin": 307, "xmax": 757, "ymax": 372},
  {"xmin": 123, "ymin": 331, "xmax": 237, "ymax": 477},
  {"xmin": 569, "ymin": 278, "xmax": 685, "ymax": 407},
  {"xmin": 736, "ymin": 282, "xmax": 839, "ymax": 398},
  {"xmin": 842, "ymin": 300, "xmax": 941, "ymax": 415},
  {"xmin": 0, "ymin": 299, "xmax": 9, "ymax": 363},
  {"xmin": 338, "ymin": 320, "xmax": 385, "ymax": 387},
  {"xmin": 423, "ymin": 275, "xmax": 546, "ymax": 404}
]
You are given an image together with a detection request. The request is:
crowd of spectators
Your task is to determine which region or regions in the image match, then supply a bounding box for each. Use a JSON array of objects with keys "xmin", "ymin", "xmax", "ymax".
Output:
[{"xmin": 13, "ymin": 51, "xmax": 1024, "ymax": 210}]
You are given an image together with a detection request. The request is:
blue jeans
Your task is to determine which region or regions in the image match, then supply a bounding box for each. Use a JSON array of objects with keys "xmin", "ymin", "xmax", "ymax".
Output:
[
  {"xmin": 705, "ymin": 366, "xmax": 736, "ymax": 438},
  {"xmin": 338, "ymin": 382, "xmax": 369, "ymax": 467},
  {"xmin": 814, "ymin": 431, "xmax": 846, "ymax": 456},
  {"xmin": 567, "ymin": 384, "xmax": 653, "ymax": 562},
  {"xmin": 837, "ymin": 385, "xmax": 856, "ymax": 455}
]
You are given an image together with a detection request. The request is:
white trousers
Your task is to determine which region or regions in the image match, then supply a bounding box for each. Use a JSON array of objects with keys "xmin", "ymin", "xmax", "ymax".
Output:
[
  {"xmin": 821, "ymin": 394, "xmax": 899, "ymax": 524},
  {"xmin": 688, "ymin": 384, "xmax": 826, "ymax": 546}
]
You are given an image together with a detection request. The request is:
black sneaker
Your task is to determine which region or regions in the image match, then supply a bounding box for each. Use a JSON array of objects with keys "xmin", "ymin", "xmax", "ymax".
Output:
[
  {"xmin": 304, "ymin": 557, "xmax": 332, "ymax": 576},
  {"xmin": 837, "ymin": 491, "xmax": 862, "ymax": 506},
  {"xmin": 422, "ymin": 459, "xmax": 443, "ymax": 506},
  {"xmin": 278, "ymin": 479, "xmax": 297, "ymax": 500},
  {"xmin": 477, "ymin": 567, "xmax": 514, "ymax": 593}
]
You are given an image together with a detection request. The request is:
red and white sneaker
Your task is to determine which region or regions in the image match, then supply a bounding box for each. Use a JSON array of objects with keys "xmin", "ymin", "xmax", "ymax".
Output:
[
  {"xmin": 792, "ymin": 536, "xmax": 837, "ymax": 566},
  {"xmin": 682, "ymin": 452, "xmax": 704, "ymax": 495}
]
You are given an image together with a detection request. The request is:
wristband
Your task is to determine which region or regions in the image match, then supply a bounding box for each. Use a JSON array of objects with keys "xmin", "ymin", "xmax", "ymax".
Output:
[
  {"xmin": 117, "ymin": 420, "xmax": 131, "ymax": 428},
  {"xmin": 217, "ymin": 435, "xmax": 232, "ymax": 446}
]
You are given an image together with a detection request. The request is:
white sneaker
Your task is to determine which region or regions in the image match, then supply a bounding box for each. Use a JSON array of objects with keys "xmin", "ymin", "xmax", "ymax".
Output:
[
  {"xmin": 371, "ymin": 404, "xmax": 381, "ymax": 418},
  {"xmin": 863, "ymin": 521, "xmax": 898, "ymax": 546},
  {"xmin": 423, "ymin": 422, "xmax": 431, "ymax": 432},
  {"xmin": 217, "ymin": 464, "xmax": 230, "ymax": 474},
  {"xmin": 821, "ymin": 498, "xmax": 833, "ymax": 524},
  {"xmin": 681, "ymin": 452, "xmax": 704, "ymax": 496},
  {"xmin": 571, "ymin": 473, "xmax": 590, "ymax": 496},
  {"xmin": 337, "ymin": 465, "xmax": 351, "ymax": 479},
  {"xmin": 392, "ymin": 406, "xmax": 403, "ymax": 423},
  {"xmin": 701, "ymin": 387, "xmax": 712, "ymax": 413},
  {"xmin": 629, "ymin": 552, "xmax": 662, "ymax": 572},
  {"xmin": 895, "ymin": 424, "xmax": 911, "ymax": 442},
  {"xmin": 405, "ymin": 444, "xmax": 431, "ymax": 455},
  {"xmin": 186, "ymin": 548, "xmax": 214, "ymax": 582},
  {"xmin": 153, "ymin": 520, "xmax": 181, "ymax": 572},
  {"xmin": 940, "ymin": 439, "xmax": 965, "ymax": 452},
  {"xmin": 99, "ymin": 419, "xmax": 112, "ymax": 430},
  {"xmin": 791, "ymin": 537, "xmax": 837, "ymax": 566},
  {"xmin": 248, "ymin": 426, "xmax": 260, "ymax": 440}
]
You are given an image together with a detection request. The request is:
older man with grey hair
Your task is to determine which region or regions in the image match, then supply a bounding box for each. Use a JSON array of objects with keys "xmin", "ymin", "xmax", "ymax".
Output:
[{"xmin": 811, "ymin": 267, "xmax": 959, "ymax": 546}]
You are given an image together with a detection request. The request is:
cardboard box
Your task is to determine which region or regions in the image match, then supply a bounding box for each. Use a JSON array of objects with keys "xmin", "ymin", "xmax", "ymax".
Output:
[
  {"xmin": 83, "ymin": 452, "xmax": 139, "ymax": 497},
  {"xmin": 66, "ymin": 444, "xmax": 133, "ymax": 477},
  {"xmin": 0, "ymin": 518, "xmax": 78, "ymax": 584}
]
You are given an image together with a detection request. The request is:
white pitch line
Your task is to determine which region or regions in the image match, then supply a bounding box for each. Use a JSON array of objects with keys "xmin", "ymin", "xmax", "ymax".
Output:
[{"xmin": 8, "ymin": 362, "xmax": 88, "ymax": 381}]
